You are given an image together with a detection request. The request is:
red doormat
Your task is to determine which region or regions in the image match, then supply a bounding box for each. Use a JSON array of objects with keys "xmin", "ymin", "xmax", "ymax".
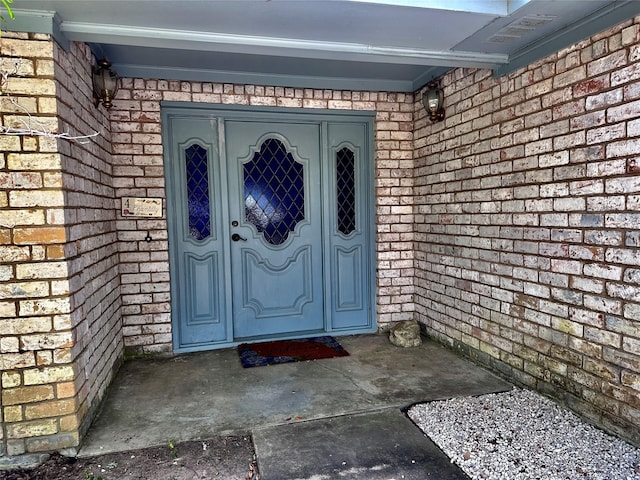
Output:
[{"xmin": 237, "ymin": 336, "xmax": 349, "ymax": 368}]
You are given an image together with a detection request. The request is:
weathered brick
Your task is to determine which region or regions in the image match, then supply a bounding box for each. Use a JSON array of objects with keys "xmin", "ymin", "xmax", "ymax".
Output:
[
  {"xmin": 4, "ymin": 406, "xmax": 23, "ymax": 423},
  {"xmin": 612, "ymin": 63, "xmax": 640, "ymax": 86},
  {"xmin": 24, "ymin": 398, "xmax": 77, "ymax": 420},
  {"xmin": 603, "ymin": 347, "xmax": 640, "ymax": 372},
  {"xmin": 23, "ymin": 365, "xmax": 75, "ymax": 386},
  {"xmin": 0, "ymin": 209, "xmax": 45, "ymax": 227},
  {"xmin": 5, "ymin": 78, "xmax": 56, "ymax": 96},
  {"xmin": 622, "ymin": 371, "xmax": 640, "ymax": 391},
  {"xmin": 584, "ymin": 263, "xmax": 622, "ymax": 280},
  {"xmin": 15, "ymin": 262, "xmax": 68, "ymax": 280},
  {"xmin": 25, "ymin": 431, "xmax": 79, "ymax": 452},
  {"xmin": 0, "ymin": 281, "xmax": 49, "ymax": 299},
  {"xmin": 586, "ymin": 88, "xmax": 623, "ymax": 110},
  {"xmin": 624, "ymin": 303, "xmax": 640, "ymax": 321},
  {"xmin": 6, "ymin": 154, "xmax": 61, "ymax": 171},
  {"xmin": 623, "ymin": 336, "xmax": 640, "ymax": 355},
  {"xmin": 2, "ymin": 371, "xmax": 22, "ymax": 388},
  {"xmin": 1, "ymin": 316, "xmax": 52, "ymax": 335},
  {"xmin": 20, "ymin": 332, "xmax": 74, "ymax": 351},
  {"xmin": 6, "ymin": 419, "xmax": 58, "ymax": 439},
  {"xmin": 584, "ymin": 326, "xmax": 621, "ymax": 347},
  {"xmin": 13, "ymin": 227, "xmax": 66, "ymax": 245},
  {"xmin": 605, "ymin": 247, "xmax": 640, "ymax": 265},
  {"xmin": 2, "ymin": 385, "xmax": 54, "ymax": 406},
  {"xmin": 552, "ymin": 318, "xmax": 584, "ymax": 337},
  {"xmin": 588, "ymin": 50, "xmax": 628, "ymax": 76},
  {"xmin": 584, "ymin": 230, "xmax": 622, "ymax": 245},
  {"xmin": 587, "ymin": 123, "xmax": 626, "ymax": 144},
  {"xmin": 0, "ymin": 349, "xmax": 35, "ymax": 370},
  {"xmin": 0, "ymin": 37, "xmax": 54, "ymax": 57},
  {"xmin": 568, "ymin": 337, "xmax": 602, "ymax": 358},
  {"xmin": 607, "ymin": 99, "xmax": 640, "ymax": 122}
]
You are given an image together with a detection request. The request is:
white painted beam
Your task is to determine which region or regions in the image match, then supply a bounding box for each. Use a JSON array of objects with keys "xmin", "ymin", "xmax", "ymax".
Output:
[{"xmin": 61, "ymin": 22, "xmax": 509, "ymax": 69}]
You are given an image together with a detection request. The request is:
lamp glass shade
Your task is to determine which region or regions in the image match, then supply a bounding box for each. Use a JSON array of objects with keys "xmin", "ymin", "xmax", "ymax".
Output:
[
  {"xmin": 422, "ymin": 82, "xmax": 445, "ymax": 122},
  {"xmin": 93, "ymin": 59, "xmax": 119, "ymax": 108}
]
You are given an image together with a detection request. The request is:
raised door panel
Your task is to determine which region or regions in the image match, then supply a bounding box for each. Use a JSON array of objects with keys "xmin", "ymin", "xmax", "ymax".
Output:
[
  {"xmin": 185, "ymin": 252, "xmax": 220, "ymax": 324},
  {"xmin": 335, "ymin": 246, "xmax": 363, "ymax": 311}
]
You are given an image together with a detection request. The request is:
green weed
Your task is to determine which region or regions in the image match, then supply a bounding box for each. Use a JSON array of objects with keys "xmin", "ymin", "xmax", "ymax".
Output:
[{"xmin": 168, "ymin": 439, "xmax": 178, "ymax": 458}]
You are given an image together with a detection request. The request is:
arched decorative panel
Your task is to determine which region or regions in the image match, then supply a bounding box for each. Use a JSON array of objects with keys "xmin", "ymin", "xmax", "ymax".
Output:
[{"xmin": 243, "ymin": 138, "xmax": 305, "ymax": 245}]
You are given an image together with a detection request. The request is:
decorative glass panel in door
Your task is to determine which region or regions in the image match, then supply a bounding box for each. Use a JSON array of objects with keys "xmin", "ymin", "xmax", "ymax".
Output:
[
  {"xmin": 243, "ymin": 138, "xmax": 305, "ymax": 245},
  {"xmin": 336, "ymin": 146, "xmax": 356, "ymax": 235},
  {"xmin": 186, "ymin": 144, "xmax": 211, "ymax": 240},
  {"xmin": 227, "ymin": 123, "xmax": 324, "ymax": 339}
]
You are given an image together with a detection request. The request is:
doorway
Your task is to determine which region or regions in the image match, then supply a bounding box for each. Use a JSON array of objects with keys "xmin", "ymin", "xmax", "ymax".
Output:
[{"xmin": 163, "ymin": 104, "xmax": 376, "ymax": 351}]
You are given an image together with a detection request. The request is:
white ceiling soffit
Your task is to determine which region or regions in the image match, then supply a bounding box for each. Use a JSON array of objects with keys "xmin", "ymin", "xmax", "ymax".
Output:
[{"xmin": 7, "ymin": 0, "xmax": 640, "ymax": 92}]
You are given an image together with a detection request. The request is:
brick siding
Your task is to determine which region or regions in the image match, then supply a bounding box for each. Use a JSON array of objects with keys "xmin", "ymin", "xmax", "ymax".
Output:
[
  {"xmin": 414, "ymin": 18, "xmax": 640, "ymax": 445},
  {"xmin": 0, "ymin": 36, "xmax": 121, "ymax": 456}
]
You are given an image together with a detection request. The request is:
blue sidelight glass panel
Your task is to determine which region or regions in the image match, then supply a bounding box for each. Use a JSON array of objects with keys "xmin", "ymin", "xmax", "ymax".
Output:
[
  {"xmin": 185, "ymin": 144, "xmax": 211, "ymax": 240},
  {"xmin": 336, "ymin": 147, "xmax": 356, "ymax": 235},
  {"xmin": 244, "ymin": 138, "xmax": 304, "ymax": 245}
]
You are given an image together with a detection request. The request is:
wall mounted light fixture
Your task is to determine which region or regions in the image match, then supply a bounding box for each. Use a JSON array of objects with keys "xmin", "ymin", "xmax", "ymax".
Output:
[
  {"xmin": 422, "ymin": 80, "xmax": 445, "ymax": 122},
  {"xmin": 92, "ymin": 58, "xmax": 119, "ymax": 109}
]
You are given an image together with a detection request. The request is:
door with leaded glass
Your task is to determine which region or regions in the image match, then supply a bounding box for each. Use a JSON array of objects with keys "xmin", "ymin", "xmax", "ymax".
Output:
[
  {"xmin": 226, "ymin": 121, "xmax": 324, "ymax": 338},
  {"xmin": 163, "ymin": 106, "xmax": 376, "ymax": 352}
]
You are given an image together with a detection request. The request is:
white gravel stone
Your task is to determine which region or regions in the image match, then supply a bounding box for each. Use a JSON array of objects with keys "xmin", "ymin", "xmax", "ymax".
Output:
[{"xmin": 407, "ymin": 388, "xmax": 640, "ymax": 480}]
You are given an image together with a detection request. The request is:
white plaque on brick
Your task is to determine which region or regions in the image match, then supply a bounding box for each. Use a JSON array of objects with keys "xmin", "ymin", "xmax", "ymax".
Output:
[{"xmin": 121, "ymin": 197, "xmax": 163, "ymax": 217}]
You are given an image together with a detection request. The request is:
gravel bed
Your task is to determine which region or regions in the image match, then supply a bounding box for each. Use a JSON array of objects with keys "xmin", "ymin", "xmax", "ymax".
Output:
[{"xmin": 407, "ymin": 388, "xmax": 640, "ymax": 480}]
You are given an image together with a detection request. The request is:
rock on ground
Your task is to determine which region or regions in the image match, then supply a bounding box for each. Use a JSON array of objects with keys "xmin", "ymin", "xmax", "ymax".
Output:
[{"xmin": 389, "ymin": 320, "xmax": 423, "ymax": 348}]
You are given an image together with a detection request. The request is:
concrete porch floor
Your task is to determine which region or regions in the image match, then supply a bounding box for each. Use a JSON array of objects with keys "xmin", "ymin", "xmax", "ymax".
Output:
[{"xmin": 79, "ymin": 334, "xmax": 512, "ymax": 479}]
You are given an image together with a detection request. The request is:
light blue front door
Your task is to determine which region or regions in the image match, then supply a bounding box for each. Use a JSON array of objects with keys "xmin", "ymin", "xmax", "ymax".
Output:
[
  {"xmin": 226, "ymin": 121, "xmax": 324, "ymax": 339},
  {"xmin": 163, "ymin": 105, "xmax": 376, "ymax": 352}
]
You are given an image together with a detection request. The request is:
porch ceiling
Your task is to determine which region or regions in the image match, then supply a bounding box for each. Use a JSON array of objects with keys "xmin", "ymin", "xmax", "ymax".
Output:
[{"xmin": 10, "ymin": 0, "xmax": 640, "ymax": 91}]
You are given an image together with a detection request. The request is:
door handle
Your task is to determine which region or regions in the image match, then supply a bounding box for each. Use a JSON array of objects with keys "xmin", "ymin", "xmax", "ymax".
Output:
[{"xmin": 231, "ymin": 233, "xmax": 247, "ymax": 242}]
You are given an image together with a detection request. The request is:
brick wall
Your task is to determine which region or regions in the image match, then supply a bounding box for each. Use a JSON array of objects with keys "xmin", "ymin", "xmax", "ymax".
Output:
[
  {"xmin": 414, "ymin": 17, "xmax": 640, "ymax": 445},
  {"xmin": 110, "ymin": 83, "xmax": 415, "ymax": 354},
  {"xmin": 55, "ymin": 42, "xmax": 122, "ymax": 444},
  {"xmin": 0, "ymin": 36, "xmax": 120, "ymax": 457}
]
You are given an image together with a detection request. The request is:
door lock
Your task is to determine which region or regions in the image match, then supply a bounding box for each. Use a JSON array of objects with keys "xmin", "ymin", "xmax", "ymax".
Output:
[{"xmin": 231, "ymin": 233, "xmax": 247, "ymax": 242}]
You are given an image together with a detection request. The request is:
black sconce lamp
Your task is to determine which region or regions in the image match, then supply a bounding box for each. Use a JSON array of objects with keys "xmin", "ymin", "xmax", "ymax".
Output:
[
  {"xmin": 92, "ymin": 58, "xmax": 119, "ymax": 109},
  {"xmin": 422, "ymin": 80, "xmax": 445, "ymax": 122}
]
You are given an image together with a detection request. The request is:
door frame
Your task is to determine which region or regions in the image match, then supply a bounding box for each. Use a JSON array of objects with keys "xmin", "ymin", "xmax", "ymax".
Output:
[{"xmin": 162, "ymin": 102, "xmax": 377, "ymax": 352}]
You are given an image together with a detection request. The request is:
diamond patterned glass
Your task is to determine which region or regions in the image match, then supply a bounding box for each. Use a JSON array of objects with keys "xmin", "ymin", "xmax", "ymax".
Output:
[
  {"xmin": 244, "ymin": 138, "xmax": 305, "ymax": 245},
  {"xmin": 185, "ymin": 144, "xmax": 211, "ymax": 240},
  {"xmin": 336, "ymin": 147, "xmax": 356, "ymax": 235}
]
